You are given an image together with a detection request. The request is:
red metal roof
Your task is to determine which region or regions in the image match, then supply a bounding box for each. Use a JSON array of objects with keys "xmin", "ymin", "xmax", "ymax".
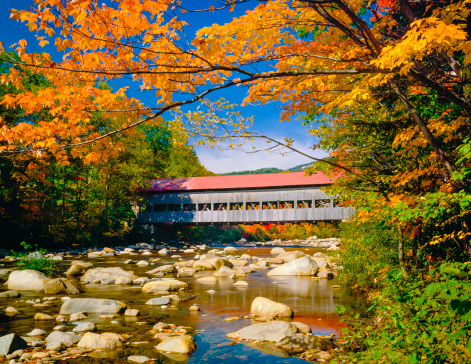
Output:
[{"xmin": 146, "ymin": 172, "xmax": 336, "ymax": 192}]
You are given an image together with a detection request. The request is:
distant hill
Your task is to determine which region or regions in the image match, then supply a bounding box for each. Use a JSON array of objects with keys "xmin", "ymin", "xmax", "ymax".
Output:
[
  {"xmin": 287, "ymin": 163, "xmax": 313, "ymax": 172},
  {"xmin": 220, "ymin": 163, "xmax": 313, "ymax": 176}
]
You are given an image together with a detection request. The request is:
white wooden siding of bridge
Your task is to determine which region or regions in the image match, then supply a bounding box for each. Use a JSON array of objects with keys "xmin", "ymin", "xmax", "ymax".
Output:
[{"xmin": 137, "ymin": 186, "xmax": 354, "ymax": 223}]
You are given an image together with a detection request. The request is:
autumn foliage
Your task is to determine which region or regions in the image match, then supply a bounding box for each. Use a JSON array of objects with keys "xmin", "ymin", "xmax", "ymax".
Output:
[
  {"xmin": 0, "ymin": 1, "xmax": 470, "ymax": 252},
  {"xmin": 1, "ymin": 1, "xmax": 471, "ymax": 360},
  {"xmin": 176, "ymin": 222, "xmax": 337, "ymax": 243}
]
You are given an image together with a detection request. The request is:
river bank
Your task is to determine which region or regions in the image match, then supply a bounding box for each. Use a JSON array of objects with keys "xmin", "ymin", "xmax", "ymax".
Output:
[{"xmin": 0, "ymin": 241, "xmax": 366, "ymax": 363}]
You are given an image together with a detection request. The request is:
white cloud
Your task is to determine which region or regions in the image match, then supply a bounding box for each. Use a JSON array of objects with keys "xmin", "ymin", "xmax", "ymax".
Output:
[{"xmin": 195, "ymin": 138, "xmax": 329, "ymax": 174}]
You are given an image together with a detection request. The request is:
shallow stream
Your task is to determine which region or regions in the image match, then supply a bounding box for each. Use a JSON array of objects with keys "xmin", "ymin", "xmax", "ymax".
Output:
[{"xmin": 0, "ymin": 247, "xmax": 367, "ymax": 363}]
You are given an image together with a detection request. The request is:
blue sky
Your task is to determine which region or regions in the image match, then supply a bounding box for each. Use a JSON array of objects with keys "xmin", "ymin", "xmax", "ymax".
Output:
[{"xmin": 0, "ymin": 1, "xmax": 326, "ymax": 173}]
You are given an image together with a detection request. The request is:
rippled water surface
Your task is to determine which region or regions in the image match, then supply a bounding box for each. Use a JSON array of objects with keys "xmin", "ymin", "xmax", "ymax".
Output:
[{"xmin": 0, "ymin": 247, "xmax": 367, "ymax": 363}]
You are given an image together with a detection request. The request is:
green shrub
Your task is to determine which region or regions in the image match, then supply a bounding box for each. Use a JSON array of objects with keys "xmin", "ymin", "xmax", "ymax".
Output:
[
  {"xmin": 11, "ymin": 241, "xmax": 57, "ymax": 276},
  {"xmin": 336, "ymin": 262, "xmax": 471, "ymax": 363},
  {"xmin": 338, "ymin": 220, "xmax": 399, "ymax": 290}
]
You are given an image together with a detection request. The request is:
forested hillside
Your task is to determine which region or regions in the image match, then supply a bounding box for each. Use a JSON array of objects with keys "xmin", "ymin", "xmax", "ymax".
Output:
[{"xmin": 221, "ymin": 163, "xmax": 313, "ymax": 175}]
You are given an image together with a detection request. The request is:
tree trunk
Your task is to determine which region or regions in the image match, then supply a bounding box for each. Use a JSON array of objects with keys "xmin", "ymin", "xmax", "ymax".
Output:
[
  {"xmin": 397, "ymin": 223, "xmax": 408, "ymax": 278},
  {"xmin": 388, "ymin": 80, "xmax": 457, "ymax": 176}
]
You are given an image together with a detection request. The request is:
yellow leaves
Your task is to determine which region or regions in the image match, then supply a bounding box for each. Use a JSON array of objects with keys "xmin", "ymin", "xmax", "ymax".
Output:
[
  {"xmin": 399, "ymin": 63, "xmax": 412, "ymax": 76},
  {"xmin": 143, "ymin": 34, "xmax": 153, "ymax": 43},
  {"xmin": 427, "ymin": 231, "xmax": 471, "ymax": 246},
  {"xmin": 458, "ymin": 41, "xmax": 471, "ymax": 65},
  {"xmin": 74, "ymin": 8, "xmax": 88, "ymax": 24},
  {"xmin": 45, "ymin": 27, "xmax": 55, "ymax": 37},
  {"xmin": 84, "ymin": 152, "xmax": 100, "ymax": 165},
  {"xmin": 373, "ymin": 17, "xmax": 468, "ymax": 74},
  {"xmin": 1, "ymin": 0, "xmax": 467, "ymax": 180},
  {"xmin": 431, "ymin": 0, "xmax": 471, "ymax": 25},
  {"xmin": 35, "ymin": 35, "xmax": 49, "ymax": 48},
  {"xmin": 9, "ymin": 8, "xmax": 20, "ymax": 20},
  {"xmin": 393, "ymin": 166, "xmax": 437, "ymax": 188}
]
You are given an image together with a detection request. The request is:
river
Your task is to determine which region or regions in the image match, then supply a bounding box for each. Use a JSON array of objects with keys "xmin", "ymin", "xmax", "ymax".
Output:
[{"xmin": 0, "ymin": 246, "xmax": 367, "ymax": 363}]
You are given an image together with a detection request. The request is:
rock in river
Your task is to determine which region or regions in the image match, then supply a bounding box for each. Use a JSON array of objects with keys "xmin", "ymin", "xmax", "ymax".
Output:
[
  {"xmin": 66, "ymin": 261, "xmax": 93, "ymax": 277},
  {"xmin": 81, "ymin": 267, "xmax": 136, "ymax": 284},
  {"xmin": 158, "ymin": 248, "xmax": 169, "ymax": 255},
  {"xmin": 77, "ymin": 332, "xmax": 124, "ymax": 350},
  {"xmin": 128, "ymin": 355, "xmax": 149, "ymax": 363},
  {"xmin": 250, "ymin": 297, "xmax": 293, "ymax": 321},
  {"xmin": 195, "ymin": 276, "xmax": 217, "ymax": 284},
  {"xmin": 315, "ymin": 259, "xmax": 331, "ymax": 271},
  {"xmin": 194, "ymin": 257, "xmax": 229, "ymax": 271},
  {"xmin": 213, "ymin": 266, "xmax": 235, "ymax": 277},
  {"xmin": 232, "ymin": 280, "xmax": 249, "ymax": 287},
  {"xmin": 44, "ymin": 278, "xmax": 79, "ymax": 295},
  {"xmin": 45, "ymin": 331, "xmax": 81, "ymax": 348},
  {"xmin": 229, "ymin": 259, "xmax": 248, "ymax": 267},
  {"xmin": 226, "ymin": 321, "xmax": 298, "ymax": 343},
  {"xmin": 6, "ymin": 270, "xmax": 51, "ymax": 291},
  {"xmin": 193, "ymin": 260, "xmax": 216, "ymax": 271},
  {"xmin": 34, "ymin": 313, "xmax": 54, "ymax": 320},
  {"xmin": 267, "ymin": 257, "xmax": 319, "ymax": 276},
  {"xmin": 275, "ymin": 333, "xmax": 336, "ymax": 354},
  {"xmin": 73, "ymin": 322, "xmax": 96, "ymax": 332},
  {"xmin": 145, "ymin": 297, "xmax": 171, "ymax": 306},
  {"xmin": 27, "ymin": 329, "xmax": 46, "ymax": 337},
  {"xmin": 142, "ymin": 280, "xmax": 188, "ymax": 293},
  {"xmin": 125, "ymin": 309, "xmax": 140, "ymax": 316},
  {"xmin": 275, "ymin": 250, "xmax": 306, "ymax": 262},
  {"xmin": 0, "ymin": 269, "xmax": 12, "ymax": 283},
  {"xmin": 147, "ymin": 265, "xmax": 177, "ymax": 274},
  {"xmin": 155, "ymin": 335, "xmax": 196, "ymax": 355},
  {"xmin": 5, "ymin": 307, "xmax": 19, "ymax": 315},
  {"xmin": 0, "ymin": 290, "xmax": 20, "ymax": 298},
  {"xmin": 60, "ymin": 298, "xmax": 128, "ymax": 314},
  {"xmin": 69, "ymin": 312, "xmax": 87, "ymax": 321},
  {"xmin": 270, "ymin": 247, "xmax": 286, "ymax": 255},
  {"xmin": 0, "ymin": 334, "xmax": 27, "ymax": 356},
  {"xmin": 292, "ymin": 321, "xmax": 312, "ymax": 334}
]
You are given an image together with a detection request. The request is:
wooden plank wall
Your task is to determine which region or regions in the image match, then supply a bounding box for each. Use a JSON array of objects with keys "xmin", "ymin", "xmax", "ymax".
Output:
[{"xmin": 137, "ymin": 186, "xmax": 355, "ymax": 223}]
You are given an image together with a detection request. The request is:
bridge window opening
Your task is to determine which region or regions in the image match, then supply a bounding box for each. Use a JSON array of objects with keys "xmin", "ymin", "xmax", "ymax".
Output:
[
  {"xmin": 183, "ymin": 204, "xmax": 196, "ymax": 212},
  {"xmin": 279, "ymin": 201, "xmax": 294, "ymax": 209},
  {"xmin": 315, "ymin": 199, "xmax": 331, "ymax": 208},
  {"xmin": 168, "ymin": 204, "xmax": 182, "ymax": 212},
  {"xmin": 215, "ymin": 203, "xmax": 228, "ymax": 211},
  {"xmin": 333, "ymin": 198, "xmax": 343, "ymax": 207},
  {"xmin": 262, "ymin": 201, "xmax": 278, "ymax": 210},
  {"xmin": 140, "ymin": 204, "xmax": 152, "ymax": 212},
  {"xmin": 230, "ymin": 203, "xmax": 244, "ymax": 211},
  {"xmin": 297, "ymin": 200, "xmax": 312, "ymax": 209},
  {"xmin": 246, "ymin": 202, "xmax": 260, "ymax": 210},
  {"xmin": 198, "ymin": 203, "xmax": 212, "ymax": 211},
  {"xmin": 154, "ymin": 204, "xmax": 168, "ymax": 212}
]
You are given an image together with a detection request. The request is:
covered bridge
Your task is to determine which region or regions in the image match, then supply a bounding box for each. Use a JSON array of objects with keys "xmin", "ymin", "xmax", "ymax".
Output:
[{"xmin": 136, "ymin": 172, "xmax": 354, "ymax": 226}]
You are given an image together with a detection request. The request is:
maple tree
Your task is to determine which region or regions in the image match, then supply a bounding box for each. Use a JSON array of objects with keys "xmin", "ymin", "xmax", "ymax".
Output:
[{"xmin": 0, "ymin": 0, "xmax": 466, "ymax": 162}]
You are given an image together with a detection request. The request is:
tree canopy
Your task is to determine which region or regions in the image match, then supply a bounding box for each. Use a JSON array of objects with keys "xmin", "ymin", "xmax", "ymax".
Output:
[{"xmin": 0, "ymin": 0, "xmax": 470, "ymax": 251}]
